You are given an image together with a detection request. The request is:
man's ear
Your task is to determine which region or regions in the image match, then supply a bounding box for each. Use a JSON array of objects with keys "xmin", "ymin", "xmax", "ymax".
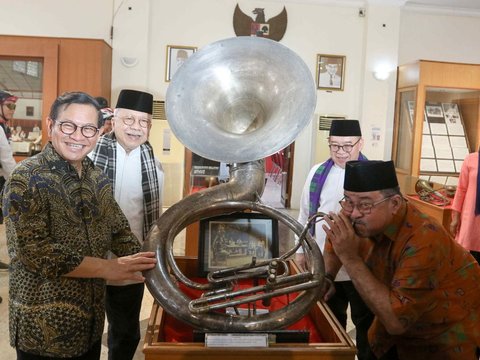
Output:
[
  {"xmin": 357, "ymin": 138, "xmax": 364, "ymax": 151},
  {"xmin": 46, "ymin": 117, "xmax": 54, "ymax": 137},
  {"xmin": 390, "ymin": 194, "xmax": 403, "ymax": 214}
]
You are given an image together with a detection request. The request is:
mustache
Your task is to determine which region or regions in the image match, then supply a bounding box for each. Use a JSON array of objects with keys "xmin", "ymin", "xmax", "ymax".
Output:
[{"xmin": 352, "ymin": 219, "xmax": 366, "ymax": 227}]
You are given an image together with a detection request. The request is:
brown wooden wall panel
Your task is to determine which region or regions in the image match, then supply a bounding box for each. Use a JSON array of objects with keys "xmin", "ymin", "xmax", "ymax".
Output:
[
  {"xmin": 58, "ymin": 38, "xmax": 112, "ymax": 100},
  {"xmin": 0, "ymin": 34, "xmax": 112, "ymax": 149},
  {"xmin": 0, "ymin": 35, "xmax": 59, "ymax": 145}
]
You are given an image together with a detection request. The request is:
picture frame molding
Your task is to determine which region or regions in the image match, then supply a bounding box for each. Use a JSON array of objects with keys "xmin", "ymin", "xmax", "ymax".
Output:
[
  {"xmin": 316, "ymin": 54, "xmax": 346, "ymax": 91},
  {"xmin": 165, "ymin": 45, "xmax": 197, "ymax": 82},
  {"xmin": 198, "ymin": 212, "xmax": 279, "ymax": 277}
]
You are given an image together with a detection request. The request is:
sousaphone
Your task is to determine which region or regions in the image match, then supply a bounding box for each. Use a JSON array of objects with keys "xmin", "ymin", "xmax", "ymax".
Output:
[{"xmin": 143, "ymin": 36, "xmax": 325, "ymax": 332}]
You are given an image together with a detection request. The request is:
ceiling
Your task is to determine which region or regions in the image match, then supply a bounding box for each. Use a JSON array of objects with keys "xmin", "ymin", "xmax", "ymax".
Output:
[{"xmin": 1, "ymin": 0, "xmax": 480, "ymax": 99}]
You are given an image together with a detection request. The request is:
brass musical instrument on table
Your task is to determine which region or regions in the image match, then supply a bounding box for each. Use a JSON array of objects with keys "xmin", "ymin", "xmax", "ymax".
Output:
[
  {"xmin": 143, "ymin": 36, "xmax": 324, "ymax": 332},
  {"xmin": 415, "ymin": 179, "xmax": 455, "ymax": 206}
]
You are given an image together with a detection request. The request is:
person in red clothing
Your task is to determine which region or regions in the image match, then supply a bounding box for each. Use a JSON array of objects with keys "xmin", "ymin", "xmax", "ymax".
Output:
[
  {"xmin": 322, "ymin": 160, "xmax": 480, "ymax": 359},
  {"xmin": 450, "ymin": 150, "xmax": 480, "ymax": 264}
]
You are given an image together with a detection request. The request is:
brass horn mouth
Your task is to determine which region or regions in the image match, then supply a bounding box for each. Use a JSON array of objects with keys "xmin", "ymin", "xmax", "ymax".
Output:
[
  {"xmin": 415, "ymin": 179, "xmax": 451, "ymax": 205},
  {"xmin": 166, "ymin": 36, "xmax": 317, "ymax": 163}
]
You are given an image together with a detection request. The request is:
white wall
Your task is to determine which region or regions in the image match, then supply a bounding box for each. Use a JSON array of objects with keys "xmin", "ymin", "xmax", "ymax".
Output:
[
  {"xmin": 360, "ymin": 3, "xmax": 401, "ymax": 160},
  {"xmin": 399, "ymin": 9, "xmax": 480, "ymax": 65},
  {"xmin": 0, "ymin": 0, "xmax": 112, "ymax": 40},
  {"xmin": 143, "ymin": 0, "xmax": 367, "ymax": 207},
  {"xmin": 2, "ymin": 0, "xmax": 480, "ymax": 208}
]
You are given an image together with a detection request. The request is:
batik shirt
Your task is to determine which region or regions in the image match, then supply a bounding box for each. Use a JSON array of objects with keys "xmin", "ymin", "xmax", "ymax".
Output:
[
  {"xmin": 3, "ymin": 143, "xmax": 140, "ymax": 357},
  {"xmin": 366, "ymin": 202, "xmax": 480, "ymax": 359}
]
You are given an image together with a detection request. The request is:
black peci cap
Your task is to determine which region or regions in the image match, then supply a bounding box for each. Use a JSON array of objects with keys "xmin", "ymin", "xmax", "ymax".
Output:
[
  {"xmin": 344, "ymin": 160, "xmax": 398, "ymax": 192},
  {"xmin": 116, "ymin": 89, "xmax": 153, "ymax": 115},
  {"xmin": 329, "ymin": 119, "xmax": 362, "ymax": 137}
]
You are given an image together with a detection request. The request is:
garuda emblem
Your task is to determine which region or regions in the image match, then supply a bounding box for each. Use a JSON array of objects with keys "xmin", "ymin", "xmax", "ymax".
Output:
[{"xmin": 233, "ymin": 4, "xmax": 287, "ymax": 41}]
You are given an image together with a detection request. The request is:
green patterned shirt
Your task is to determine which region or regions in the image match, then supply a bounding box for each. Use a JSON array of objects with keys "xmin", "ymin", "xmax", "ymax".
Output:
[{"xmin": 4, "ymin": 143, "xmax": 140, "ymax": 357}]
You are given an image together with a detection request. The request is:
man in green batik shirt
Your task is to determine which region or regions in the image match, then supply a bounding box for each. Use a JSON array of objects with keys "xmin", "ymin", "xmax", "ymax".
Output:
[{"xmin": 3, "ymin": 92, "xmax": 156, "ymax": 360}]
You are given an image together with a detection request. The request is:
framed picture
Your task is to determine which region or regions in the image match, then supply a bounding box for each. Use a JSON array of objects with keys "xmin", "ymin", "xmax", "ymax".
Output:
[
  {"xmin": 165, "ymin": 45, "xmax": 197, "ymax": 82},
  {"xmin": 425, "ymin": 104, "xmax": 444, "ymax": 118},
  {"xmin": 26, "ymin": 106, "xmax": 34, "ymax": 117},
  {"xmin": 198, "ymin": 212, "xmax": 279, "ymax": 276},
  {"xmin": 316, "ymin": 54, "xmax": 346, "ymax": 91}
]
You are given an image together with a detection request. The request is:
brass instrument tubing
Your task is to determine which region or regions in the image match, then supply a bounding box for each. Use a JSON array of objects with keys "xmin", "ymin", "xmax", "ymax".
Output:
[{"xmin": 189, "ymin": 278, "xmax": 321, "ymax": 313}]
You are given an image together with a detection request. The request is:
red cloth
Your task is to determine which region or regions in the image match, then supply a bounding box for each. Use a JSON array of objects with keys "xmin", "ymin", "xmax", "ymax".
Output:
[{"xmin": 162, "ymin": 278, "xmax": 323, "ymax": 343}]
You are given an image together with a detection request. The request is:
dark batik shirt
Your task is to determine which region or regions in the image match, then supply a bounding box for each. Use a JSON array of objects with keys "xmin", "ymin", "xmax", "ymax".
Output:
[
  {"xmin": 3, "ymin": 143, "xmax": 140, "ymax": 357},
  {"xmin": 366, "ymin": 202, "xmax": 480, "ymax": 359}
]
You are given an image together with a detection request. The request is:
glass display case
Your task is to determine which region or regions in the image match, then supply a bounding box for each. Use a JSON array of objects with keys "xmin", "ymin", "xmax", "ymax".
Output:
[
  {"xmin": 393, "ymin": 60, "xmax": 480, "ymax": 229},
  {"xmin": 394, "ymin": 88, "xmax": 416, "ymax": 173},
  {"xmin": 393, "ymin": 60, "xmax": 480, "ymax": 189}
]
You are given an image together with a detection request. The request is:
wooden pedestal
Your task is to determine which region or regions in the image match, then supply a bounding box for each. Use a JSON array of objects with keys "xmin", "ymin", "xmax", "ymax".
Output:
[{"xmin": 143, "ymin": 257, "xmax": 356, "ymax": 360}]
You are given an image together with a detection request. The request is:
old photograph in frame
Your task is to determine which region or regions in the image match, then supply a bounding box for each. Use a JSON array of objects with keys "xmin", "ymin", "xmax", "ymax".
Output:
[
  {"xmin": 198, "ymin": 212, "xmax": 279, "ymax": 276},
  {"xmin": 316, "ymin": 54, "xmax": 346, "ymax": 91},
  {"xmin": 165, "ymin": 45, "xmax": 197, "ymax": 82}
]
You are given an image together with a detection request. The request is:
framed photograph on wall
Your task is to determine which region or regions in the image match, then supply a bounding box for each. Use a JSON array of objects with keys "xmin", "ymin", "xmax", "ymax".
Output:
[
  {"xmin": 26, "ymin": 106, "xmax": 34, "ymax": 117},
  {"xmin": 316, "ymin": 54, "xmax": 346, "ymax": 91},
  {"xmin": 165, "ymin": 45, "xmax": 197, "ymax": 82},
  {"xmin": 198, "ymin": 212, "xmax": 279, "ymax": 276}
]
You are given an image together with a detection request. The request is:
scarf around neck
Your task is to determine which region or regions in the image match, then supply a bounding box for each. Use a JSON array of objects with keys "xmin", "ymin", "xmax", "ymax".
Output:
[
  {"xmin": 90, "ymin": 133, "xmax": 161, "ymax": 238},
  {"xmin": 308, "ymin": 153, "xmax": 367, "ymax": 234}
]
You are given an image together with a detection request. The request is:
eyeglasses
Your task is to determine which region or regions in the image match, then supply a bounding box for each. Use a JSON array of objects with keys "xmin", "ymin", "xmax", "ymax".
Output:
[
  {"xmin": 339, "ymin": 195, "xmax": 394, "ymax": 215},
  {"xmin": 328, "ymin": 138, "xmax": 361, "ymax": 153},
  {"xmin": 4, "ymin": 103, "xmax": 16, "ymax": 110},
  {"xmin": 55, "ymin": 121, "xmax": 99, "ymax": 138},
  {"xmin": 117, "ymin": 115, "xmax": 151, "ymax": 128}
]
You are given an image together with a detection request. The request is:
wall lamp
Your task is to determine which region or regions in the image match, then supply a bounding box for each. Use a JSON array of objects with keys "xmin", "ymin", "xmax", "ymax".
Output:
[
  {"xmin": 120, "ymin": 57, "xmax": 139, "ymax": 68},
  {"xmin": 373, "ymin": 70, "xmax": 390, "ymax": 81}
]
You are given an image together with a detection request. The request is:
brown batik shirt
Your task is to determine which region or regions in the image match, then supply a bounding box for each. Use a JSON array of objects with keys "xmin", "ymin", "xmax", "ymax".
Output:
[{"xmin": 366, "ymin": 202, "xmax": 480, "ymax": 359}]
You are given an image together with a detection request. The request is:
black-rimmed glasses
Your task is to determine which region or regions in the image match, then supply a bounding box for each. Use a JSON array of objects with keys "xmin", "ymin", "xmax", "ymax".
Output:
[
  {"xmin": 328, "ymin": 138, "xmax": 361, "ymax": 153},
  {"xmin": 55, "ymin": 121, "xmax": 99, "ymax": 138},
  {"xmin": 117, "ymin": 115, "xmax": 151, "ymax": 128},
  {"xmin": 339, "ymin": 195, "xmax": 394, "ymax": 215}
]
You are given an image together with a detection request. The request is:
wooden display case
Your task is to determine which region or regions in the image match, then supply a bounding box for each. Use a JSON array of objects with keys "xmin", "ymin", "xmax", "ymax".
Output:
[
  {"xmin": 143, "ymin": 257, "xmax": 356, "ymax": 360},
  {"xmin": 393, "ymin": 60, "xmax": 480, "ymax": 183},
  {"xmin": 392, "ymin": 60, "xmax": 480, "ymax": 228}
]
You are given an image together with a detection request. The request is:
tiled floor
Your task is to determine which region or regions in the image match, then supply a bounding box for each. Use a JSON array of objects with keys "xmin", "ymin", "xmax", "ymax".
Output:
[{"xmin": 0, "ymin": 177, "xmax": 355, "ymax": 358}]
